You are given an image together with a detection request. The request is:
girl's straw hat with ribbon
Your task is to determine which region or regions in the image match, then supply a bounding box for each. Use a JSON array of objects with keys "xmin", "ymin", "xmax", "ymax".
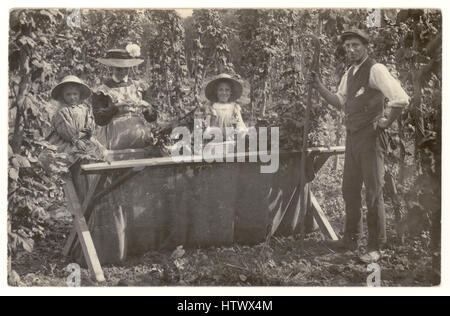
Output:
[
  {"xmin": 97, "ymin": 44, "xmax": 144, "ymax": 68},
  {"xmin": 51, "ymin": 75, "xmax": 91, "ymax": 101},
  {"xmin": 205, "ymin": 73, "xmax": 243, "ymax": 103}
]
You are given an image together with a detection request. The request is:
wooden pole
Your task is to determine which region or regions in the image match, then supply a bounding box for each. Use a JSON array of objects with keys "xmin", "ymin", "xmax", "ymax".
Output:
[
  {"xmin": 309, "ymin": 191, "xmax": 339, "ymax": 241},
  {"xmin": 297, "ymin": 34, "xmax": 321, "ymax": 251},
  {"xmin": 63, "ymin": 176, "xmax": 105, "ymax": 283},
  {"xmin": 62, "ymin": 174, "xmax": 106, "ymax": 257}
]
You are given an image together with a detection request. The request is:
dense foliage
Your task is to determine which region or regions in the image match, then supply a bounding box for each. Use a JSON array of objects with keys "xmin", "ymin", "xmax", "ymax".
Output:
[{"xmin": 8, "ymin": 9, "xmax": 441, "ymax": 281}]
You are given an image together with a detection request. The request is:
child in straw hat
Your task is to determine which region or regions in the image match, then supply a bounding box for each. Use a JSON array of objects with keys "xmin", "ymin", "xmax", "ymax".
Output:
[
  {"xmin": 204, "ymin": 74, "xmax": 247, "ymax": 137},
  {"xmin": 42, "ymin": 75, "xmax": 105, "ymax": 168}
]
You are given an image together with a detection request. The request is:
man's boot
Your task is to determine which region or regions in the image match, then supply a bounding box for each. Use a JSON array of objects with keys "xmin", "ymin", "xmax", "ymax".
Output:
[
  {"xmin": 359, "ymin": 241, "xmax": 385, "ymax": 264},
  {"xmin": 323, "ymin": 237, "xmax": 359, "ymax": 252},
  {"xmin": 359, "ymin": 250, "xmax": 382, "ymax": 263}
]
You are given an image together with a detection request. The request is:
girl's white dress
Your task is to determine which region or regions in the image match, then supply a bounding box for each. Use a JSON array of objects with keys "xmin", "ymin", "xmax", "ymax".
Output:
[{"xmin": 206, "ymin": 102, "xmax": 246, "ymax": 135}]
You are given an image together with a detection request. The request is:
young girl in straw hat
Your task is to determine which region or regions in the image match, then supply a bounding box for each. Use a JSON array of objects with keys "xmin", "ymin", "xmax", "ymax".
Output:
[
  {"xmin": 40, "ymin": 75, "xmax": 105, "ymax": 202},
  {"xmin": 204, "ymin": 73, "xmax": 247, "ymax": 136},
  {"xmin": 44, "ymin": 75, "xmax": 104, "ymax": 166}
]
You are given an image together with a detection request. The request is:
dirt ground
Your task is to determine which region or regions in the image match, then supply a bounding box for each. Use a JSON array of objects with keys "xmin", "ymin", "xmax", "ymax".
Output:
[{"xmin": 10, "ymin": 158, "xmax": 438, "ymax": 287}]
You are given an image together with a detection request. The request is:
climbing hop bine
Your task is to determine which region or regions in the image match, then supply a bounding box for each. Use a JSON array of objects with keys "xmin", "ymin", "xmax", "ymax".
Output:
[{"xmin": 297, "ymin": 34, "xmax": 321, "ymax": 250}]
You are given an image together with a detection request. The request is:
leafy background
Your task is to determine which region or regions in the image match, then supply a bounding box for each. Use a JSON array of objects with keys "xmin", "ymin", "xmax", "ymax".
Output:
[{"xmin": 8, "ymin": 8, "xmax": 441, "ymax": 286}]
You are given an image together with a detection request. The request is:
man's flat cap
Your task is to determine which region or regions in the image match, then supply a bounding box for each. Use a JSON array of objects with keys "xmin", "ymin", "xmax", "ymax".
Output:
[{"xmin": 341, "ymin": 29, "xmax": 370, "ymax": 43}]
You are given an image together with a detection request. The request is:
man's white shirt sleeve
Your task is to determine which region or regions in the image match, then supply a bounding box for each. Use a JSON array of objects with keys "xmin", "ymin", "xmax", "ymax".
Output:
[
  {"xmin": 335, "ymin": 63, "xmax": 410, "ymax": 108},
  {"xmin": 336, "ymin": 71, "xmax": 349, "ymax": 107},
  {"xmin": 369, "ymin": 64, "xmax": 409, "ymax": 108}
]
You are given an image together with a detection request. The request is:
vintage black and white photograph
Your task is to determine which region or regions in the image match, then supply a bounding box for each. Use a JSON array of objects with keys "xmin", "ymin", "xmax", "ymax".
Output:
[{"xmin": 7, "ymin": 7, "xmax": 442, "ymax": 288}]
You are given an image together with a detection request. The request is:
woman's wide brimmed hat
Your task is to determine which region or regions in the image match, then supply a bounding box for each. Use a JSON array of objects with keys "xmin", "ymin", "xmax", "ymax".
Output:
[
  {"xmin": 51, "ymin": 75, "xmax": 91, "ymax": 101},
  {"xmin": 205, "ymin": 74, "xmax": 243, "ymax": 103},
  {"xmin": 97, "ymin": 45, "xmax": 144, "ymax": 68}
]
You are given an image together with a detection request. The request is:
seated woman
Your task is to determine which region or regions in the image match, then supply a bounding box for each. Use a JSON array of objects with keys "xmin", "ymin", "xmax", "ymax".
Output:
[{"xmin": 92, "ymin": 44, "xmax": 158, "ymax": 150}]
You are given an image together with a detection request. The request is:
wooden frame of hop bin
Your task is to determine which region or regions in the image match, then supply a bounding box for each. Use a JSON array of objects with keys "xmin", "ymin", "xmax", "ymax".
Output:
[{"xmin": 62, "ymin": 146, "xmax": 345, "ymax": 283}]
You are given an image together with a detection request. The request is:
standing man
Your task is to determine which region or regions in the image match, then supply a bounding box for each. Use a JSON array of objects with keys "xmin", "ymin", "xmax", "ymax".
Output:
[{"xmin": 311, "ymin": 29, "xmax": 409, "ymax": 263}]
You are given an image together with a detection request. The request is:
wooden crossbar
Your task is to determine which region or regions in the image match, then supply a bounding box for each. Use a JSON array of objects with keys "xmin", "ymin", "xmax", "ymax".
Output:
[
  {"xmin": 82, "ymin": 151, "xmax": 279, "ymax": 173},
  {"xmin": 82, "ymin": 147, "xmax": 345, "ymax": 174},
  {"xmin": 306, "ymin": 146, "xmax": 345, "ymax": 154}
]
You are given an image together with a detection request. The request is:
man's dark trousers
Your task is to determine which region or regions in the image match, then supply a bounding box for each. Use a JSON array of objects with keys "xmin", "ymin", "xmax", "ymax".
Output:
[{"xmin": 342, "ymin": 122, "xmax": 386, "ymax": 250}]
